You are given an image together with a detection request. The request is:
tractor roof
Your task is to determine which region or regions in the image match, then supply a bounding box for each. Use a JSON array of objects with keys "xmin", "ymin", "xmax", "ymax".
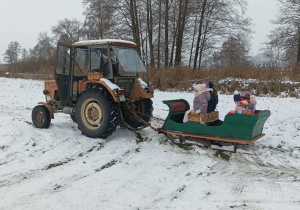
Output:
[{"xmin": 72, "ymin": 39, "xmax": 137, "ymax": 48}]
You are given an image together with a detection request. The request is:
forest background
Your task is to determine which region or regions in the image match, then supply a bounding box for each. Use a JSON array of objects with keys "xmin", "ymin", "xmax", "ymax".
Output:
[{"xmin": 0, "ymin": 0, "xmax": 299, "ymax": 97}]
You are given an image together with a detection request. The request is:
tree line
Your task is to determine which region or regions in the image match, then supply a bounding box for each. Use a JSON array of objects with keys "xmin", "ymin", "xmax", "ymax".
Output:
[
  {"xmin": 261, "ymin": 0, "xmax": 300, "ymax": 66},
  {"xmin": 2, "ymin": 0, "xmax": 300, "ymax": 75}
]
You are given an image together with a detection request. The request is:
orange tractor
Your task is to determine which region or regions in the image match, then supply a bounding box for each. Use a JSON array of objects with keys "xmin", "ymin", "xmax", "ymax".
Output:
[{"xmin": 32, "ymin": 39, "xmax": 154, "ymax": 138}]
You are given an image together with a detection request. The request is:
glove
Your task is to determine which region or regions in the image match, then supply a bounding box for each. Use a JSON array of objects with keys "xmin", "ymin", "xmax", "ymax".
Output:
[{"xmin": 195, "ymin": 109, "xmax": 201, "ymax": 114}]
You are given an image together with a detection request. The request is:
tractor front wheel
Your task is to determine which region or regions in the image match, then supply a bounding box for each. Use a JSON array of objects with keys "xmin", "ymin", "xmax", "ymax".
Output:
[{"xmin": 32, "ymin": 105, "xmax": 51, "ymax": 128}]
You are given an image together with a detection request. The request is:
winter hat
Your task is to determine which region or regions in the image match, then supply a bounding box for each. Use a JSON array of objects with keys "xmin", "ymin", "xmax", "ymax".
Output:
[
  {"xmin": 241, "ymin": 91, "xmax": 251, "ymax": 100},
  {"xmin": 233, "ymin": 90, "xmax": 242, "ymax": 102},
  {"xmin": 194, "ymin": 84, "xmax": 206, "ymax": 92},
  {"xmin": 202, "ymin": 82, "xmax": 209, "ymax": 88},
  {"xmin": 208, "ymin": 81, "xmax": 214, "ymax": 89},
  {"xmin": 103, "ymin": 51, "xmax": 111, "ymax": 59},
  {"xmin": 194, "ymin": 84, "xmax": 213, "ymax": 96},
  {"xmin": 194, "ymin": 84, "xmax": 213, "ymax": 92}
]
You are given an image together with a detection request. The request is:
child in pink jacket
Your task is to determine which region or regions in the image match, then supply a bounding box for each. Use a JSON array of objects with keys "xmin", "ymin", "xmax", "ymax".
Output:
[{"xmin": 183, "ymin": 84, "xmax": 212, "ymax": 122}]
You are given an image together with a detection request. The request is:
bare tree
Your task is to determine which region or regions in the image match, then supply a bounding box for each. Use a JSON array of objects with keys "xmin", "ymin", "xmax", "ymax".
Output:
[
  {"xmin": 52, "ymin": 18, "xmax": 85, "ymax": 45},
  {"xmin": 35, "ymin": 32, "xmax": 55, "ymax": 60},
  {"xmin": 3, "ymin": 41, "xmax": 21, "ymax": 64},
  {"xmin": 193, "ymin": 0, "xmax": 207, "ymax": 69},
  {"xmin": 164, "ymin": 0, "xmax": 170, "ymax": 68},
  {"xmin": 174, "ymin": 0, "xmax": 189, "ymax": 66},
  {"xmin": 83, "ymin": 0, "xmax": 118, "ymax": 39},
  {"xmin": 264, "ymin": 0, "xmax": 300, "ymax": 64},
  {"xmin": 213, "ymin": 34, "xmax": 250, "ymax": 66},
  {"xmin": 127, "ymin": 0, "xmax": 142, "ymax": 54},
  {"xmin": 157, "ymin": 0, "xmax": 162, "ymax": 68},
  {"xmin": 81, "ymin": 0, "xmax": 251, "ymax": 68},
  {"xmin": 146, "ymin": 0, "xmax": 155, "ymax": 67},
  {"xmin": 21, "ymin": 48, "xmax": 28, "ymax": 61},
  {"xmin": 191, "ymin": 0, "xmax": 251, "ymax": 69}
]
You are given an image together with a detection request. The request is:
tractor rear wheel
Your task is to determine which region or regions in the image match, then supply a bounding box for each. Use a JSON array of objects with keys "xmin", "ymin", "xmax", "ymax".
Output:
[
  {"xmin": 121, "ymin": 98, "xmax": 153, "ymax": 128},
  {"xmin": 70, "ymin": 114, "xmax": 76, "ymax": 122},
  {"xmin": 75, "ymin": 88, "xmax": 119, "ymax": 138},
  {"xmin": 32, "ymin": 105, "xmax": 51, "ymax": 128}
]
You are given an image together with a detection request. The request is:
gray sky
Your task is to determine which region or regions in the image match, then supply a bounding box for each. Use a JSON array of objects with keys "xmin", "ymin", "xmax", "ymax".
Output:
[
  {"xmin": 0, "ymin": 0, "xmax": 279, "ymax": 63},
  {"xmin": 247, "ymin": 0, "xmax": 279, "ymax": 55},
  {"xmin": 0, "ymin": 0, "xmax": 84, "ymax": 63}
]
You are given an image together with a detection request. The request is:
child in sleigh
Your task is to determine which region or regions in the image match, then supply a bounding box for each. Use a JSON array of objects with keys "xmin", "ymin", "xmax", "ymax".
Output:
[
  {"xmin": 183, "ymin": 84, "xmax": 212, "ymax": 123},
  {"xmin": 228, "ymin": 91, "xmax": 257, "ymax": 115}
]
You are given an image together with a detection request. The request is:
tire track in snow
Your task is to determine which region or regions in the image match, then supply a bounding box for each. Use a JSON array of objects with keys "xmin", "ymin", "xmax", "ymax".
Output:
[
  {"xmin": 0, "ymin": 170, "xmax": 40, "ymax": 188},
  {"xmin": 207, "ymin": 150, "xmax": 299, "ymax": 203},
  {"xmin": 219, "ymin": 151, "xmax": 300, "ymax": 179},
  {"xmin": 269, "ymin": 181, "xmax": 283, "ymax": 201},
  {"xmin": 230, "ymin": 178, "xmax": 246, "ymax": 196}
]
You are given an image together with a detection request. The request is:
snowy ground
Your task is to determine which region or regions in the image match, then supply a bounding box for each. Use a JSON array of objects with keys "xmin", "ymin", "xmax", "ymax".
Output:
[{"xmin": 0, "ymin": 77, "xmax": 300, "ymax": 210}]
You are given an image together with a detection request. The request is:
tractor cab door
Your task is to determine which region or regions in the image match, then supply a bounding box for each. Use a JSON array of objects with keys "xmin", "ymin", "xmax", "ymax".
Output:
[{"xmin": 55, "ymin": 43, "xmax": 72, "ymax": 104}]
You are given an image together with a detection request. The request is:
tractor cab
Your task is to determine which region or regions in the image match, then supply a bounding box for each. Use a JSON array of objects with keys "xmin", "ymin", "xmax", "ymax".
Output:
[{"xmin": 55, "ymin": 40, "xmax": 149, "ymax": 104}]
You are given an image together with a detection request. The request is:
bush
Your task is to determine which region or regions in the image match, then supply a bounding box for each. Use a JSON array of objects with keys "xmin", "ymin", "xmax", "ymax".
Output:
[
  {"xmin": 2, "ymin": 62, "xmax": 300, "ymax": 97},
  {"xmin": 140, "ymin": 65, "xmax": 300, "ymax": 97}
]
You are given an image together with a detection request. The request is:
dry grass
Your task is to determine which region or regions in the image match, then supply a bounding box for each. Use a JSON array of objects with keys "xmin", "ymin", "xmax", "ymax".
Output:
[
  {"xmin": 140, "ymin": 65, "xmax": 300, "ymax": 97},
  {"xmin": 2, "ymin": 63, "xmax": 300, "ymax": 97}
]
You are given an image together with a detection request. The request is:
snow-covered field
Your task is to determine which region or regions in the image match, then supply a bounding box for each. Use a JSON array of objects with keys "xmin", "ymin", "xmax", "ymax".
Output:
[{"xmin": 0, "ymin": 77, "xmax": 300, "ymax": 210}]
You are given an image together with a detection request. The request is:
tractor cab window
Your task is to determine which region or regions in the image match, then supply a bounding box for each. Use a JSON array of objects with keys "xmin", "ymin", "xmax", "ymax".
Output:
[
  {"xmin": 90, "ymin": 46, "xmax": 112, "ymax": 78},
  {"xmin": 111, "ymin": 46, "xmax": 147, "ymax": 76},
  {"xmin": 74, "ymin": 47, "xmax": 89, "ymax": 76},
  {"xmin": 56, "ymin": 45, "xmax": 71, "ymax": 75}
]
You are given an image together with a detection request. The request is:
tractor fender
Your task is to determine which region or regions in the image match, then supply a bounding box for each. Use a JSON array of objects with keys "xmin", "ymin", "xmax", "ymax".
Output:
[
  {"xmin": 129, "ymin": 80, "xmax": 154, "ymax": 101},
  {"xmin": 38, "ymin": 102, "xmax": 54, "ymax": 119},
  {"xmin": 84, "ymin": 81, "xmax": 121, "ymax": 103}
]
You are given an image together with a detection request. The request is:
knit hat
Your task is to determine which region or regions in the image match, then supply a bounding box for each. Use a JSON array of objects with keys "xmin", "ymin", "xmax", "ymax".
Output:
[
  {"xmin": 194, "ymin": 84, "xmax": 213, "ymax": 92},
  {"xmin": 233, "ymin": 90, "xmax": 242, "ymax": 102},
  {"xmin": 103, "ymin": 51, "xmax": 111, "ymax": 59},
  {"xmin": 193, "ymin": 84, "xmax": 213, "ymax": 97},
  {"xmin": 241, "ymin": 91, "xmax": 251, "ymax": 100},
  {"xmin": 202, "ymin": 82, "xmax": 209, "ymax": 88},
  {"xmin": 194, "ymin": 84, "xmax": 206, "ymax": 92},
  {"xmin": 208, "ymin": 81, "xmax": 214, "ymax": 89}
]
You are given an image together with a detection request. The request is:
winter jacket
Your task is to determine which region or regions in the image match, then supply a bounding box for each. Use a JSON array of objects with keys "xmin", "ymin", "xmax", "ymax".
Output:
[
  {"xmin": 193, "ymin": 91, "xmax": 211, "ymax": 114},
  {"xmin": 230, "ymin": 99, "xmax": 252, "ymax": 115},
  {"xmin": 207, "ymin": 90, "xmax": 218, "ymax": 113}
]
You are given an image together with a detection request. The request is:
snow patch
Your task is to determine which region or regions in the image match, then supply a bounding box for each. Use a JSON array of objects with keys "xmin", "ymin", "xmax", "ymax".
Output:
[
  {"xmin": 1, "ymin": 77, "xmax": 300, "ymax": 209},
  {"xmin": 138, "ymin": 77, "xmax": 148, "ymax": 88},
  {"xmin": 100, "ymin": 78, "xmax": 122, "ymax": 91}
]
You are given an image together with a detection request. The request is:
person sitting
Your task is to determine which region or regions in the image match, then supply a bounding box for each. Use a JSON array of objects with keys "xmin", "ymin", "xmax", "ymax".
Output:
[
  {"xmin": 250, "ymin": 95, "xmax": 257, "ymax": 114},
  {"xmin": 228, "ymin": 91, "xmax": 252, "ymax": 115},
  {"xmin": 183, "ymin": 84, "xmax": 212, "ymax": 122},
  {"xmin": 241, "ymin": 91, "xmax": 251, "ymax": 100},
  {"xmin": 206, "ymin": 81, "xmax": 218, "ymax": 113},
  {"xmin": 241, "ymin": 91, "xmax": 256, "ymax": 114},
  {"xmin": 100, "ymin": 51, "xmax": 111, "ymax": 77}
]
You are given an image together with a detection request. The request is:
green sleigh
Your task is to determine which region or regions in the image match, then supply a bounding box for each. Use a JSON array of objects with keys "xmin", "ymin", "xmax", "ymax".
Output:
[{"xmin": 161, "ymin": 99, "xmax": 270, "ymax": 149}]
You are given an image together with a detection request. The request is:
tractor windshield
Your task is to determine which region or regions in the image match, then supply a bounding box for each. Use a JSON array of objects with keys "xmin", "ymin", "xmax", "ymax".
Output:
[{"xmin": 112, "ymin": 46, "xmax": 147, "ymax": 74}]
